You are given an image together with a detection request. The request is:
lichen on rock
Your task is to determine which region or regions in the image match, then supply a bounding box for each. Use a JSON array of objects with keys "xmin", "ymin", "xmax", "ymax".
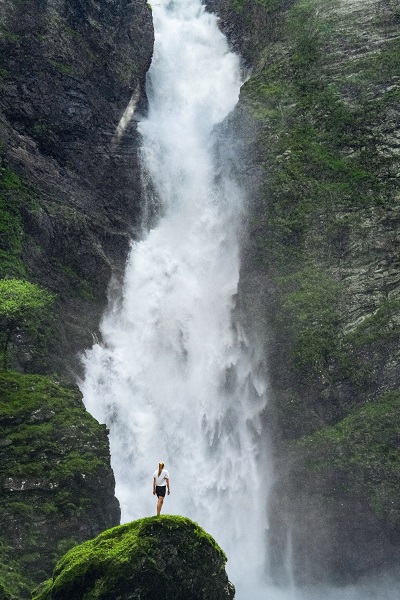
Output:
[{"xmin": 32, "ymin": 516, "xmax": 235, "ymax": 600}]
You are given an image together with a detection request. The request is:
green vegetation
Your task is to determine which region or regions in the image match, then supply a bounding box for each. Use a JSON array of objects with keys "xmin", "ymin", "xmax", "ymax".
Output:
[
  {"xmin": 0, "ymin": 538, "xmax": 35, "ymax": 599},
  {"xmin": 339, "ymin": 37, "xmax": 400, "ymax": 85},
  {"xmin": 231, "ymin": 0, "xmax": 287, "ymax": 14},
  {"xmin": 0, "ymin": 68, "xmax": 10, "ymax": 81},
  {"xmin": 31, "ymin": 121, "xmax": 52, "ymax": 139},
  {"xmin": 344, "ymin": 298, "xmax": 400, "ymax": 349},
  {"xmin": 291, "ymin": 391, "xmax": 400, "ymax": 521},
  {"xmin": 33, "ymin": 516, "xmax": 229, "ymax": 600},
  {"xmin": 0, "ymin": 279, "xmax": 54, "ymax": 369},
  {"xmin": 52, "ymin": 261, "xmax": 95, "ymax": 301},
  {"xmin": 0, "ymin": 581, "xmax": 15, "ymax": 600},
  {"xmin": 49, "ymin": 60, "xmax": 74, "ymax": 76},
  {"xmin": 0, "ymin": 371, "xmax": 106, "ymax": 479},
  {"xmin": 0, "ymin": 371, "xmax": 115, "ymax": 598},
  {"xmin": 278, "ymin": 266, "xmax": 340, "ymax": 371},
  {"xmin": 0, "ymin": 160, "xmax": 27, "ymax": 278},
  {"xmin": 0, "ymin": 158, "xmax": 45, "ymax": 283},
  {"xmin": 0, "ymin": 30, "xmax": 21, "ymax": 44},
  {"xmin": 240, "ymin": 0, "xmax": 399, "ymax": 394}
]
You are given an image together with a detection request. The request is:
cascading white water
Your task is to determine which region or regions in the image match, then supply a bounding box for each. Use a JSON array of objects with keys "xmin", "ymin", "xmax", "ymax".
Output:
[
  {"xmin": 81, "ymin": 0, "xmax": 269, "ymax": 597},
  {"xmin": 80, "ymin": 1, "xmax": 400, "ymax": 599}
]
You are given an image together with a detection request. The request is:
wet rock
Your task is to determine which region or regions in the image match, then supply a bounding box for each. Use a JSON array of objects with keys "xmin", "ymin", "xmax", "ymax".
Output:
[
  {"xmin": 0, "ymin": 371, "xmax": 120, "ymax": 597},
  {"xmin": 0, "ymin": 0, "xmax": 154, "ymax": 374},
  {"xmin": 209, "ymin": 0, "xmax": 400, "ymax": 586}
]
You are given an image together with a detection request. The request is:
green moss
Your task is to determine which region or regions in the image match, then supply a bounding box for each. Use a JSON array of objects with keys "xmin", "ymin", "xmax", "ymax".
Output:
[
  {"xmin": 288, "ymin": 1, "xmax": 324, "ymax": 71},
  {"xmin": 0, "ymin": 31, "xmax": 21, "ymax": 44},
  {"xmin": 49, "ymin": 60, "xmax": 74, "ymax": 75},
  {"xmin": 345, "ymin": 38, "xmax": 400, "ymax": 84},
  {"xmin": 6, "ymin": 503, "xmax": 33, "ymax": 518},
  {"xmin": 33, "ymin": 580, "xmax": 52, "ymax": 600},
  {"xmin": 52, "ymin": 261, "xmax": 95, "ymax": 301},
  {"xmin": 242, "ymin": 0, "xmax": 393, "ymax": 231},
  {"xmin": 0, "ymin": 371, "xmax": 106, "ymax": 480},
  {"xmin": 0, "ymin": 541, "xmax": 33, "ymax": 599},
  {"xmin": 291, "ymin": 391, "xmax": 400, "ymax": 521},
  {"xmin": 33, "ymin": 516, "xmax": 228, "ymax": 600},
  {"xmin": 0, "ymin": 157, "xmax": 46, "ymax": 281},
  {"xmin": 231, "ymin": 0, "xmax": 286, "ymax": 12},
  {"xmin": 0, "ymin": 68, "xmax": 10, "ymax": 81},
  {"xmin": 277, "ymin": 266, "xmax": 340, "ymax": 371},
  {"xmin": 0, "ymin": 279, "xmax": 55, "ymax": 370},
  {"xmin": 31, "ymin": 121, "xmax": 52, "ymax": 138},
  {"xmin": 344, "ymin": 299, "xmax": 400, "ymax": 348},
  {"xmin": 0, "ymin": 162, "xmax": 27, "ymax": 278},
  {"xmin": 0, "ymin": 371, "xmax": 78, "ymax": 418},
  {"xmin": 241, "ymin": 0, "xmax": 398, "ymax": 397},
  {"xmin": 0, "ymin": 579, "xmax": 16, "ymax": 600},
  {"xmin": 41, "ymin": 503, "xmax": 58, "ymax": 517},
  {"xmin": 0, "ymin": 371, "xmax": 116, "ymax": 598}
]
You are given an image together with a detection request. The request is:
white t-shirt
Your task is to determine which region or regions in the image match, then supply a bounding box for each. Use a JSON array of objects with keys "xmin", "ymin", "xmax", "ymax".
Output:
[{"xmin": 153, "ymin": 468, "xmax": 169, "ymax": 487}]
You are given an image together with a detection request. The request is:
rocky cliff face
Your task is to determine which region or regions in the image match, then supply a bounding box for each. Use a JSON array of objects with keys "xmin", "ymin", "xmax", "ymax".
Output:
[
  {"xmin": 0, "ymin": 1, "xmax": 154, "ymax": 597},
  {"xmin": 1, "ymin": 0, "xmax": 399, "ymax": 592},
  {"xmin": 208, "ymin": 0, "xmax": 400, "ymax": 586},
  {"xmin": 0, "ymin": 0, "xmax": 154, "ymax": 375},
  {"xmin": 0, "ymin": 372, "xmax": 120, "ymax": 598}
]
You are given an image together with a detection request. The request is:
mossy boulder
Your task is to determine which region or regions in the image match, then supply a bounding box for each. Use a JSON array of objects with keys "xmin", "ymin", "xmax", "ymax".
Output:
[
  {"xmin": 0, "ymin": 371, "xmax": 120, "ymax": 598},
  {"xmin": 33, "ymin": 516, "xmax": 235, "ymax": 600}
]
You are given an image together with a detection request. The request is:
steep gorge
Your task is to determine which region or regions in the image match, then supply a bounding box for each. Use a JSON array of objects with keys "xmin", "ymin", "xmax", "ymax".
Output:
[{"xmin": 0, "ymin": 0, "xmax": 399, "ymax": 596}]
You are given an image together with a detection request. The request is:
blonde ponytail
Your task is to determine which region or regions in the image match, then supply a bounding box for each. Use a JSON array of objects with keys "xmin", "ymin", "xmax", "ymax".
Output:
[{"xmin": 158, "ymin": 462, "xmax": 164, "ymax": 477}]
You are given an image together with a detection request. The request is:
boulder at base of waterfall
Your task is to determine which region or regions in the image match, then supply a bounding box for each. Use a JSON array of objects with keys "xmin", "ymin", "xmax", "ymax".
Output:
[{"xmin": 32, "ymin": 516, "xmax": 235, "ymax": 600}]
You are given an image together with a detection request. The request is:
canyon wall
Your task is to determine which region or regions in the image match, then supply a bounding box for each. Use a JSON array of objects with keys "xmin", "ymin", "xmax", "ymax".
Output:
[
  {"xmin": 1, "ymin": 0, "xmax": 399, "ymax": 594},
  {"xmin": 0, "ymin": 0, "xmax": 153, "ymax": 375},
  {"xmin": 0, "ymin": 1, "xmax": 153, "ymax": 596},
  {"xmin": 209, "ymin": 0, "xmax": 400, "ymax": 585}
]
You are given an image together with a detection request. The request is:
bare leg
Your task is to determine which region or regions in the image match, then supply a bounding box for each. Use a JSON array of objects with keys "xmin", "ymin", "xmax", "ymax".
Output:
[{"xmin": 157, "ymin": 496, "xmax": 164, "ymax": 516}]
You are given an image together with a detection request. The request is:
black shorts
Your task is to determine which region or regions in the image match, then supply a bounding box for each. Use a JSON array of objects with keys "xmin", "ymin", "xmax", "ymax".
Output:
[{"xmin": 156, "ymin": 486, "xmax": 166, "ymax": 498}]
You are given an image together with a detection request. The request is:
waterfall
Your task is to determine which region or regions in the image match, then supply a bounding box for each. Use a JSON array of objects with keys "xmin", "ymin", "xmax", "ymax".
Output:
[
  {"xmin": 81, "ymin": 0, "xmax": 269, "ymax": 597},
  {"xmin": 80, "ymin": 1, "xmax": 400, "ymax": 599}
]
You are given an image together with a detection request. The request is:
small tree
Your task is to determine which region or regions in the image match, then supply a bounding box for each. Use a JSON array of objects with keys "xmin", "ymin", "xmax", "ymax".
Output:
[{"xmin": 0, "ymin": 278, "xmax": 54, "ymax": 369}]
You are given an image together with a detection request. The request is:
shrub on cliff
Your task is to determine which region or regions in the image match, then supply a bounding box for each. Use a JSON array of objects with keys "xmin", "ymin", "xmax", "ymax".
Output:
[
  {"xmin": 0, "ymin": 278, "xmax": 54, "ymax": 369},
  {"xmin": 32, "ymin": 516, "xmax": 235, "ymax": 600}
]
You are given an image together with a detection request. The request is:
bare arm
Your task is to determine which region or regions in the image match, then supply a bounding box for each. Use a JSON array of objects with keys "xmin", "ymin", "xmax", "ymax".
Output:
[
  {"xmin": 166, "ymin": 476, "xmax": 170, "ymax": 495},
  {"xmin": 153, "ymin": 477, "xmax": 156, "ymax": 495}
]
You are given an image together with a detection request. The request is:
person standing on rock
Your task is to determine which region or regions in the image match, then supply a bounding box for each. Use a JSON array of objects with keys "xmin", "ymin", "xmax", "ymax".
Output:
[{"xmin": 153, "ymin": 461, "xmax": 170, "ymax": 515}]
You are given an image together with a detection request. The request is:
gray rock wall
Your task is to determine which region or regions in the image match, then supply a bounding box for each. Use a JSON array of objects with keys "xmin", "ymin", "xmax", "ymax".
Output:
[
  {"xmin": 0, "ymin": 0, "xmax": 154, "ymax": 375},
  {"xmin": 209, "ymin": 0, "xmax": 400, "ymax": 585},
  {"xmin": 0, "ymin": 2, "xmax": 154, "ymax": 597}
]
